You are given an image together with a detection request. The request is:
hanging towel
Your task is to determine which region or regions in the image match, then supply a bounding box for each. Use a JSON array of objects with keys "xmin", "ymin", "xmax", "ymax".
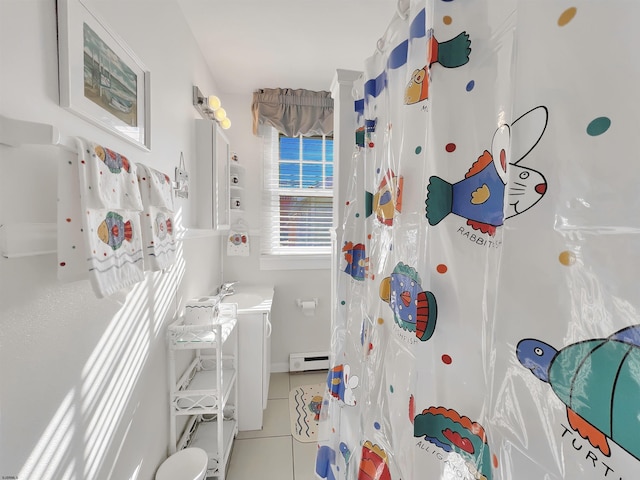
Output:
[
  {"xmin": 227, "ymin": 220, "xmax": 250, "ymax": 256},
  {"xmin": 226, "ymin": 230, "xmax": 250, "ymax": 256},
  {"xmin": 58, "ymin": 138, "xmax": 145, "ymax": 298},
  {"xmin": 83, "ymin": 207, "xmax": 145, "ymax": 297},
  {"xmin": 77, "ymin": 140, "xmax": 144, "ymax": 211},
  {"xmin": 137, "ymin": 163, "xmax": 174, "ymax": 209},
  {"xmin": 136, "ymin": 163, "xmax": 176, "ymax": 270},
  {"xmin": 58, "ymin": 146, "xmax": 88, "ymax": 284}
]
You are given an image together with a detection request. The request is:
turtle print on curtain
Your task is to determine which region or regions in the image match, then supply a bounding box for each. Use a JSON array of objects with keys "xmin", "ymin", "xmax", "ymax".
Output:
[{"xmin": 317, "ymin": 1, "xmax": 640, "ymax": 479}]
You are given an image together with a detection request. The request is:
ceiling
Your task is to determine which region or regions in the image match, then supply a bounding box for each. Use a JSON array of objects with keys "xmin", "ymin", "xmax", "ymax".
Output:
[{"xmin": 177, "ymin": 0, "xmax": 399, "ymax": 95}]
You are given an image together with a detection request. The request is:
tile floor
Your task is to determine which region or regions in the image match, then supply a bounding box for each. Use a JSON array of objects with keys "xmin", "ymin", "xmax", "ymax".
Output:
[{"xmin": 225, "ymin": 370, "xmax": 327, "ymax": 480}]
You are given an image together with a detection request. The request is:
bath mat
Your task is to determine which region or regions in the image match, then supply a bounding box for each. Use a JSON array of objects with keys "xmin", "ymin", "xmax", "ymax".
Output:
[{"xmin": 289, "ymin": 383, "xmax": 324, "ymax": 443}]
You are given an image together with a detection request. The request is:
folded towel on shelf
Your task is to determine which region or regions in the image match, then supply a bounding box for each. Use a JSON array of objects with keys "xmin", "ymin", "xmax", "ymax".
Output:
[
  {"xmin": 57, "ymin": 138, "xmax": 145, "ymax": 298},
  {"xmin": 136, "ymin": 163, "xmax": 176, "ymax": 271}
]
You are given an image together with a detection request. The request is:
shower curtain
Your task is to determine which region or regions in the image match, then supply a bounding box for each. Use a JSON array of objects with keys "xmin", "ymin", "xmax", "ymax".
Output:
[{"xmin": 317, "ymin": 1, "xmax": 640, "ymax": 479}]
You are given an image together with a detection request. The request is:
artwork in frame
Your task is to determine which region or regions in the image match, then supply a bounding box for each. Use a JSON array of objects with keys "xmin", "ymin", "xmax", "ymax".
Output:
[{"xmin": 57, "ymin": 0, "xmax": 151, "ymax": 150}]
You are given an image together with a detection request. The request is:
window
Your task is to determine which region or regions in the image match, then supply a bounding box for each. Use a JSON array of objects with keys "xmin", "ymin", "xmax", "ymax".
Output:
[{"xmin": 261, "ymin": 126, "xmax": 334, "ymax": 269}]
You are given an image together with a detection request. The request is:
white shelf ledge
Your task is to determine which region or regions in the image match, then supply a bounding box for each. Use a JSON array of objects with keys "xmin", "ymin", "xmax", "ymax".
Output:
[
  {"xmin": 0, "ymin": 115, "xmax": 75, "ymax": 151},
  {"xmin": 0, "ymin": 116, "xmax": 75, "ymax": 258},
  {"xmin": 0, "ymin": 223, "xmax": 56, "ymax": 258}
]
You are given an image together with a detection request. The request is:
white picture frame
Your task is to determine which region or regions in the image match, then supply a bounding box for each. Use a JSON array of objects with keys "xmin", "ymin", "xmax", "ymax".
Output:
[{"xmin": 57, "ymin": 0, "xmax": 151, "ymax": 150}]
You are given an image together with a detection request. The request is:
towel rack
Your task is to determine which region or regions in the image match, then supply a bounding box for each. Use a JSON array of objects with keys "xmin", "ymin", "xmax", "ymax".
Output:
[
  {"xmin": 0, "ymin": 115, "xmax": 220, "ymax": 258},
  {"xmin": 0, "ymin": 114, "xmax": 76, "ymax": 152}
]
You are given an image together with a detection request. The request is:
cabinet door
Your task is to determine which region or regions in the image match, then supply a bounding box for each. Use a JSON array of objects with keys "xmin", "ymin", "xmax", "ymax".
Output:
[
  {"xmin": 195, "ymin": 119, "xmax": 230, "ymax": 230},
  {"xmin": 262, "ymin": 312, "xmax": 271, "ymax": 409},
  {"xmin": 214, "ymin": 126, "xmax": 230, "ymax": 229},
  {"xmin": 262, "ymin": 312, "xmax": 272, "ymax": 409},
  {"xmin": 237, "ymin": 312, "xmax": 265, "ymax": 431}
]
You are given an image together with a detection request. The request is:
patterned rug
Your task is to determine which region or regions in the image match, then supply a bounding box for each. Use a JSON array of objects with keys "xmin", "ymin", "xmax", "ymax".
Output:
[{"xmin": 289, "ymin": 383, "xmax": 324, "ymax": 443}]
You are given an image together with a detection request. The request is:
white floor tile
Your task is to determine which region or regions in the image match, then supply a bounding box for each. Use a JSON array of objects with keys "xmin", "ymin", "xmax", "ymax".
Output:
[
  {"xmin": 236, "ymin": 398, "xmax": 290, "ymax": 439},
  {"xmin": 289, "ymin": 371, "xmax": 327, "ymax": 389},
  {"xmin": 269, "ymin": 372, "xmax": 290, "ymax": 399},
  {"xmin": 226, "ymin": 436, "xmax": 293, "ymax": 480},
  {"xmin": 222, "ymin": 371, "xmax": 326, "ymax": 480},
  {"xmin": 293, "ymin": 440, "xmax": 319, "ymax": 480}
]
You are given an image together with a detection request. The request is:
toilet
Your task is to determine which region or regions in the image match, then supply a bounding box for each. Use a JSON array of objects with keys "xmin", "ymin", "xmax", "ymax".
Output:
[{"xmin": 155, "ymin": 447, "xmax": 209, "ymax": 480}]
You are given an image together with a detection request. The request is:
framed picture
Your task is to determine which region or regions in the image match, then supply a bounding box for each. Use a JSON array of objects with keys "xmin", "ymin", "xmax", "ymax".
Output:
[{"xmin": 57, "ymin": 0, "xmax": 151, "ymax": 150}]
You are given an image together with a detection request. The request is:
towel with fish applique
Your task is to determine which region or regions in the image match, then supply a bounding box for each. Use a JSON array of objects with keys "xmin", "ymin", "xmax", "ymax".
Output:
[
  {"xmin": 84, "ymin": 208, "xmax": 145, "ymax": 297},
  {"xmin": 226, "ymin": 230, "xmax": 250, "ymax": 256},
  {"xmin": 136, "ymin": 164, "xmax": 176, "ymax": 270},
  {"xmin": 58, "ymin": 138, "xmax": 145, "ymax": 297},
  {"xmin": 76, "ymin": 140, "xmax": 144, "ymax": 211}
]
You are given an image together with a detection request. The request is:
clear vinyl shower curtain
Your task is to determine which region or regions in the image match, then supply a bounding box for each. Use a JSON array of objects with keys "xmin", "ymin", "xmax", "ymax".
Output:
[{"xmin": 316, "ymin": 1, "xmax": 640, "ymax": 479}]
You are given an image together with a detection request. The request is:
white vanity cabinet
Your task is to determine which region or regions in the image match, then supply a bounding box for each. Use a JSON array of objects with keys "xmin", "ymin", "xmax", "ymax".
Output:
[
  {"xmin": 166, "ymin": 304, "xmax": 238, "ymax": 479},
  {"xmin": 195, "ymin": 119, "xmax": 230, "ymax": 230},
  {"xmin": 222, "ymin": 286, "xmax": 273, "ymax": 431}
]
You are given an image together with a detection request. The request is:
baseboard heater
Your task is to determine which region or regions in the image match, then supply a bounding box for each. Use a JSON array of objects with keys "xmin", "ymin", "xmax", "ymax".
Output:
[{"xmin": 289, "ymin": 351, "xmax": 330, "ymax": 372}]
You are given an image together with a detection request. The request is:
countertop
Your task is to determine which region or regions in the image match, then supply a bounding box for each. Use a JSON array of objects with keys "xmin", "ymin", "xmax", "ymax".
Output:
[{"xmin": 220, "ymin": 284, "xmax": 274, "ymax": 313}]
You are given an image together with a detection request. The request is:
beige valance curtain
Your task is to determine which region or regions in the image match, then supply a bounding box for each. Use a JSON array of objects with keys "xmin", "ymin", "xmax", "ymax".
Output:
[{"xmin": 251, "ymin": 88, "xmax": 334, "ymax": 137}]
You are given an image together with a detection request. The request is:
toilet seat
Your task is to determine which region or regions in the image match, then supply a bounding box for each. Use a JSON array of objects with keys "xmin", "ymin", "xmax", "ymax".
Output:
[{"xmin": 155, "ymin": 447, "xmax": 209, "ymax": 480}]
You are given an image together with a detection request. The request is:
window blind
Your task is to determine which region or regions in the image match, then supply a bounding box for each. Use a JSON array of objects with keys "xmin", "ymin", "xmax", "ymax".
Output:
[{"xmin": 261, "ymin": 126, "xmax": 334, "ymax": 256}]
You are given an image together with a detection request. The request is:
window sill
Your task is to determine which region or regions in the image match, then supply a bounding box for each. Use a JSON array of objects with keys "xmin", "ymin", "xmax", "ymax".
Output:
[{"xmin": 259, "ymin": 254, "xmax": 330, "ymax": 271}]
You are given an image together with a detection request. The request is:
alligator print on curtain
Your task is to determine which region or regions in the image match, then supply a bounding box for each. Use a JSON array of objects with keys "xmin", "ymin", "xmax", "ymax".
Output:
[{"xmin": 316, "ymin": 1, "xmax": 640, "ymax": 479}]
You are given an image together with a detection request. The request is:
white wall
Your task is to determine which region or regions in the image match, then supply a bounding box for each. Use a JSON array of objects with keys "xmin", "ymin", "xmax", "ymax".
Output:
[
  {"xmin": 221, "ymin": 93, "xmax": 332, "ymax": 372},
  {"xmin": 0, "ymin": 1, "xmax": 333, "ymax": 478},
  {"xmin": 0, "ymin": 1, "xmax": 224, "ymax": 479}
]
